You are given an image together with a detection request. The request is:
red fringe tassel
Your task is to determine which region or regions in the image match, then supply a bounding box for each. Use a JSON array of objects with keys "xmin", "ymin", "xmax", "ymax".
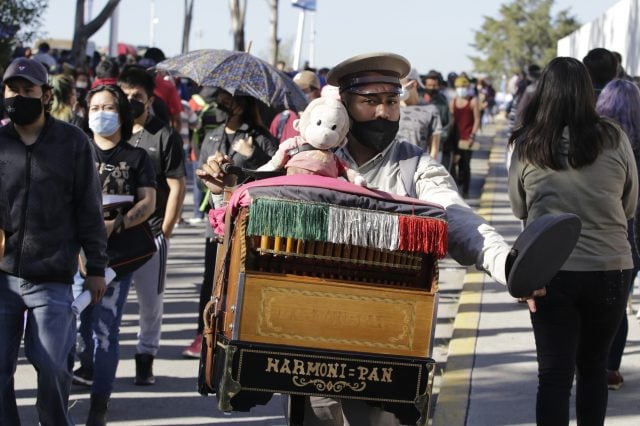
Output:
[{"xmin": 398, "ymin": 216, "xmax": 448, "ymax": 258}]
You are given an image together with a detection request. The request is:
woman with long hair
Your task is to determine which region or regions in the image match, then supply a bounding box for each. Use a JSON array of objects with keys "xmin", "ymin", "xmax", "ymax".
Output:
[
  {"xmin": 181, "ymin": 89, "xmax": 278, "ymax": 357},
  {"xmin": 74, "ymin": 84, "xmax": 157, "ymax": 425},
  {"xmin": 595, "ymin": 79, "xmax": 640, "ymax": 390},
  {"xmin": 49, "ymin": 73, "xmax": 85, "ymax": 129},
  {"xmin": 508, "ymin": 57, "xmax": 638, "ymax": 425}
]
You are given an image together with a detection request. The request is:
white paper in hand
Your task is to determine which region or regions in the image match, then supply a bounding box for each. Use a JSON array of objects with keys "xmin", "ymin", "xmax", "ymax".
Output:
[
  {"xmin": 71, "ymin": 268, "xmax": 118, "ymax": 316},
  {"xmin": 105, "ymin": 267, "xmax": 116, "ymax": 284},
  {"xmin": 71, "ymin": 290, "xmax": 91, "ymax": 316}
]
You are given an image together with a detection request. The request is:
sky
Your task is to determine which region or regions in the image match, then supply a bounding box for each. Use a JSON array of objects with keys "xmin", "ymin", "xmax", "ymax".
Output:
[{"xmin": 38, "ymin": 0, "xmax": 619, "ymax": 75}]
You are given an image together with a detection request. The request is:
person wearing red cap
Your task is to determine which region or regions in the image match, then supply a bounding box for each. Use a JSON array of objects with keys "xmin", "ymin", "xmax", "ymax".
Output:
[{"xmin": 0, "ymin": 57, "xmax": 107, "ymax": 425}]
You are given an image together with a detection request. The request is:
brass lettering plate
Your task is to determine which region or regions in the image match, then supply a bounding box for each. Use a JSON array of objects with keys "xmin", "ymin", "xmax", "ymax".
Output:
[{"xmin": 234, "ymin": 345, "xmax": 433, "ymax": 404}]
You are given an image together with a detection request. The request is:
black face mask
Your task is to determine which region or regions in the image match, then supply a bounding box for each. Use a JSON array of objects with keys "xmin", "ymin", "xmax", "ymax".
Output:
[
  {"xmin": 424, "ymin": 88, "xmax": 439, "ymax": 97},
  {"xmin": 76, "ymin": 88, "xmax": 88, "ymax": 102},
  {"xmin": 4, "ymin": 95, "xmax": 43, "ymax": 126},
  {"xmin": 217, "ymin": 103, "xmax": 231, "ymax": 115},
  {"xmin": 129, "ymin": 99, "xmax": 146, "ymax": 119},
  {"xmin": 349, "ymin": 118, "xmax": 399, "ymax": 152}
]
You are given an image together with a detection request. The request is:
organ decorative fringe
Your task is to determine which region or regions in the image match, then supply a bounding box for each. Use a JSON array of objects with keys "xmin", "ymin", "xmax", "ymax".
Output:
[
  {"xmin": 398, "ymin": 215, "xmax": 448, "ymax": 258},
  {"xmin": 327, "ymin": 207, "xmax": 399, "ymax": 251},
  {"xmin": 247, "ymin": 198, "xmax": 328, "ymax": 242},
  {"xmin": 246, "ymin": 197, "xmax": 448, "ymax": 257}
]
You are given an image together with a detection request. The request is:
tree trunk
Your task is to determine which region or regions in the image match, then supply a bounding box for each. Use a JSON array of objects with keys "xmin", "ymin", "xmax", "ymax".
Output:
[
  {"xmin": 229, "ymin": 0, "xmax": 247, "ymax": 52},
  {"xmin": 268, "ymin": 0, "xmax": 279, "ymax": 65},
  {"xmin": 72, "ymin": 0, "xmax": 121, "ymax": 66},
  {"xmin": 182, "ymin": 0, "xmax": 195, "ymax": 54}
]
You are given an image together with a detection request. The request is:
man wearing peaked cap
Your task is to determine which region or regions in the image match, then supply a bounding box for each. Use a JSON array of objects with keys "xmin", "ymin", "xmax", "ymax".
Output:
[
  {"xmin": 327, "ymin": 52, "xmax": 411, "ymax": 91},
  {"xmin": 197, "ymin": 52, "xmax": 574, "ymax": 425},
  {"xmin": 0, "ymin": 57, "xmax": 108, "ymax": 424},
  {"xmin": 320, "ymin": 53, "xmax": 567, "ymax": 425}
]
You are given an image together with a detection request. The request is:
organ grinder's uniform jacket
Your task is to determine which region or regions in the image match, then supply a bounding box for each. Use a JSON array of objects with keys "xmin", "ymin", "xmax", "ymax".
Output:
[{"xmin": 336, "ymin": 137, "xmax": 510, "ymax": 283}]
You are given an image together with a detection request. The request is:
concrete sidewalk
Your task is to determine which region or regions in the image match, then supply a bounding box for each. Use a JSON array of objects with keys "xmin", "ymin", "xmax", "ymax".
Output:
[{"xmin": 433, "ymin": 121, "xmax": 640, "ymax": 426}]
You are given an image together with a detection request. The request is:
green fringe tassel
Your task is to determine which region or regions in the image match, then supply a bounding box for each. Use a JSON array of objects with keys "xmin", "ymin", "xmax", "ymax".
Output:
[{"xmin": 247, "ymin": 198, "xmax": 328, "ymax": 242}]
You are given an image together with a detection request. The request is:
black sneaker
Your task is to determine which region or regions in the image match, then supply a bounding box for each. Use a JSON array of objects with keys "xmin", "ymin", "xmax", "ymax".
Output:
[
  {"xmin": 134, "ymin": 353, "xmax": 155, "ymax": 385},
  {"xmin": 73, "ymin": 366, "xmax": 93, "ymax": 387}
]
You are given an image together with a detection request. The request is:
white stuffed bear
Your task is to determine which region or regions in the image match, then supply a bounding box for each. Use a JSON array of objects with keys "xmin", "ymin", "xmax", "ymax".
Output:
[{"xmin": 259, "ymin": 97, "xmax": 366, "ymax": 186}]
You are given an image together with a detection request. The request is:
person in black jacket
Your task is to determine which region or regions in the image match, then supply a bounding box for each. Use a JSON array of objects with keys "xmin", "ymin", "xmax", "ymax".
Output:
[
  {"xmin": 117, "ymin": 66, "xmax": 186, "ymax": 386},
  {"xmin": 0, "ymin": 58, "xmax": 107, "ymax": 425},
  {"xmin": 181, "ymin": 89, "xmax": 277, "ymax": 358},
  {"xmin": 199, "ymin": 89, "xmax": 278, "ymax": 171}
]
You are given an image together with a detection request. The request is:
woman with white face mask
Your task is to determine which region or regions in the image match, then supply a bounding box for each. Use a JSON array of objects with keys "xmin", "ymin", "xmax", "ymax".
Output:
[
  {"xmin": 449, "ymin": 75, "xmax": 480, "ymax": 197},
  {"xmin": 77, "ymin": 85, "xmax": 157, "ymax": 425}
]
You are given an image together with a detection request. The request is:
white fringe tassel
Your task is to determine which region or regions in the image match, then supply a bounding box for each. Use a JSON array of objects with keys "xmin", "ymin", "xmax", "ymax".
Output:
[{"xmin": 327, "ymin": 207, "xmax": 399, "ymax": 251}]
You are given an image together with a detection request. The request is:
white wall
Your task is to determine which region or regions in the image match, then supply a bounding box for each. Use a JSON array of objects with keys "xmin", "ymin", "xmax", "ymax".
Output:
[{"xmin": 557, "ymin": 0, "xmax": 640, "ymax": 76}]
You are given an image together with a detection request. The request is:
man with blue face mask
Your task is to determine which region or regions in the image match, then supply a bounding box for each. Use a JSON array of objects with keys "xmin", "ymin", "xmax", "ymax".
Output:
[{"xmin": 0, "ymin": 57, "xmax": 108, "ymax": 425}]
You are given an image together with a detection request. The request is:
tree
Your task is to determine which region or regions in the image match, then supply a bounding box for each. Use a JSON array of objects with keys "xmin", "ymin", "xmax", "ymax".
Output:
[
  {"xmin": 71, "ymin": 0, "xmax": 121, "ymax": 67},
  {"xmin": 267, "ymin": 0, "xmax": 279, "ymax": 65},
  {"xmin": 0, "ymin": 0, "xmax": 48, "ymax": 67},
  {"xmin": 229, "ymin": 0, "xmax": 247, "ymax": 51},
  {"xmin": 182, "ymin": 0, "xmax": 195, "ymax": 54},
  {"xmin": 276, "ymin": 35, "xmax": 294, "ymax": 69},
  {"xmin": 470, "ymin": 0, "xmax": 580, "ymax": 79}
]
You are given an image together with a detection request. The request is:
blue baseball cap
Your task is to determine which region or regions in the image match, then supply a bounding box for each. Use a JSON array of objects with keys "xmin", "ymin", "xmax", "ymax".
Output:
[{"xmin": 3, "ymin": 57, "xmax": 49, "ymax": 86}]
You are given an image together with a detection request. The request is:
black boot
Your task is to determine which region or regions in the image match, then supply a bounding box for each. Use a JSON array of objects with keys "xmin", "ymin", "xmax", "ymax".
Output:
[
  {"xmin": 86, "ymin": 393, "xmax": 109, "ymax": 426},
  {"xmin": 134, "ymin": 353, "xmax": 156, "ymax": 385}
]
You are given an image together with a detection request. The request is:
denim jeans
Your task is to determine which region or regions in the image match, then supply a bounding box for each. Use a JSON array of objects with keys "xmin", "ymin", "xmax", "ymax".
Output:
[
  {"xmin": 74, "ymin": 273, "xmax": 133, "ymax": 397},
  {"xmin": 607, "ymin": 218, "xmax": 639, "ymax": 371},
  {"xmin": 531, "ymin": 269, "xmax": 631, "ymax": 426},
  {"xmin": 0, "ymin": 272, "xmax": 76, "ymax": 426}
]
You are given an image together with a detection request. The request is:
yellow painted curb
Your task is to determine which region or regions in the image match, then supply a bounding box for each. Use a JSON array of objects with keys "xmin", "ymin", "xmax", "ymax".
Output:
[
  {"xmin": 432, "ymin": 272, "xmax": 485, "ymax": 426},
  {"xmin": 432, "ymin": 133, "xmax": 506, "ymax": 426}
]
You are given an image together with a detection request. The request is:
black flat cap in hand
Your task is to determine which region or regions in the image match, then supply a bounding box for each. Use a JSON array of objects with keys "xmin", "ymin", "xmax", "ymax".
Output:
[{"xmin": 506, "ymin": 213, "xmax": 582, "ymax": 298}]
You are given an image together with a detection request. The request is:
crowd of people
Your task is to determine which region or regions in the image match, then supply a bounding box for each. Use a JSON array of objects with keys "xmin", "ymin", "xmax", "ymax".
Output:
[
  {"xmin": 0, "ymin": 41, "xmax": 639, "ymax": 426},
  {"xmin": 0, "ymin": 46, "xmax": 187, "ymax": 425}
]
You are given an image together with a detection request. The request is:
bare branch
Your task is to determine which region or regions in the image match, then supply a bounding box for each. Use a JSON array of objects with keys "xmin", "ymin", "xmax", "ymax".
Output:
[{"xmin": 82, "ymin": 0, "xmax": 121, "ymax": 37}]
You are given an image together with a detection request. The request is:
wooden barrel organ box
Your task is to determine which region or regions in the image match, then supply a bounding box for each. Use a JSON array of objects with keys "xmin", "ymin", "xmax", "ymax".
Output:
[{"xmin": 199, "ymin": 176, "xmax": 448, "ymax": 425}]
